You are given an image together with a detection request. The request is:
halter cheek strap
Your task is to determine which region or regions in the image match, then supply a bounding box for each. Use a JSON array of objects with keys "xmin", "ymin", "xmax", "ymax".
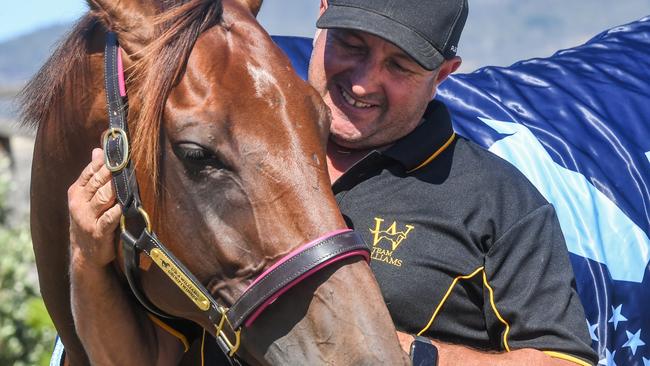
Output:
[{"xmin": 102, "ymin": 31, "xmax": 371, "ymax": 361}]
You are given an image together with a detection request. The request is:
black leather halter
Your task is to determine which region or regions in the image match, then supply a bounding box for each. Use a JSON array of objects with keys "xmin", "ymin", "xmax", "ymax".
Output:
[{"xmin": 102, "ymin": 32, "xmax": 370, "ymax": 362}]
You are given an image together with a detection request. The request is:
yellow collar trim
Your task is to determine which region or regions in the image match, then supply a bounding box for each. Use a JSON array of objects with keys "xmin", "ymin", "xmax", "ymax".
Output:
[{"xmin": 406, "ymin": 132, "xmax": 457, "ymax": 173}]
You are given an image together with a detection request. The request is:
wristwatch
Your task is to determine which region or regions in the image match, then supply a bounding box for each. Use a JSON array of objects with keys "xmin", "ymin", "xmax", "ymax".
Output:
[{"xmin": 409, "ymin": 335, "xmax": 439, "ymax": 366}]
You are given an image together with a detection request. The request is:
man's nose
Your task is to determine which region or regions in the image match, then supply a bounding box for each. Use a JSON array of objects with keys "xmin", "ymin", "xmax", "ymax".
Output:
[{"xmin": 349, "ymin": 60, "xmax": 382, "ymax": 96}]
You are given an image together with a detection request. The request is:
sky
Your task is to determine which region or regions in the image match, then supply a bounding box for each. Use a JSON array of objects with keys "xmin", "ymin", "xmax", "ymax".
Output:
[
  {"xmin": 0, "ymin": 0, "xmax": 315, "ymax": 43},
  {"xmin": 0, "ymin": 1, "xmax": 87, "ymax": 42}
]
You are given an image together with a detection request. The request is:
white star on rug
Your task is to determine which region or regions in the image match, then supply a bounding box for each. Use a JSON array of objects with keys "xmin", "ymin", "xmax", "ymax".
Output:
[
  {"xmin": 598, "ymin": 349, "xmax": 617, "ymax": 366},
  {"xmin": 622, "ymin": 329, "xmax": 646, "ymax": 355},
  {"xmin": 608, "ymin": 304, "xmax": 628, "ymax": 330}
]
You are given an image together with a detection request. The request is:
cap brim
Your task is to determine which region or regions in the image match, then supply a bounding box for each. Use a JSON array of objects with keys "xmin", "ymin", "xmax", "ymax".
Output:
[{"xmin": 316, "ymin": 5, "xmax": 444, "ymax": 70}]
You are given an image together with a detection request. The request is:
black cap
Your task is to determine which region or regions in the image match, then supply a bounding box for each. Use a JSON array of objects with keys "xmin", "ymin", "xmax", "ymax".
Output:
[{"xmin": 316, "ymin": 0, "xmax": 468, "ymax": 71}]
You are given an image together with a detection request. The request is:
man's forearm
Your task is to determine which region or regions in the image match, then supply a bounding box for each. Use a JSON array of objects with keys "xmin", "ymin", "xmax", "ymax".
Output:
[
  {"xmin": 70, "ymin": 254, "xmax": 182, "ymax": 366},
  {"xmin": 398, "ymin": 332, "xmax": 588, "ymax": 366},
  {"xmin": 434, "ymin": 341, "xmax": 587, "ymax": 366}
]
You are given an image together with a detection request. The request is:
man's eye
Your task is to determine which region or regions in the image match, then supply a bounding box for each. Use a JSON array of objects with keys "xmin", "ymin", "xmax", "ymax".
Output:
[
  {"xmin": 336, "ymin": 38, "xmax": 364, "ymax": 52},
  {"xmin": 342, "ymin": 41, "xmax": 362, "ymax": 49},
  {"xmin": 389, "ymin": 60, "xmax": 411, "ymax": 74}
]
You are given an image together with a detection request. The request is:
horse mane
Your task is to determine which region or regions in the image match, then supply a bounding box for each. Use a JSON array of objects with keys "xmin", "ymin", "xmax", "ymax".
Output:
[
  {"xmin": 19, "ymin": 15, "xmax": 96, "ymax": 131},
  {"xmin": 20, "ymin": 0, "xmax": 224, "ymax": 197}
]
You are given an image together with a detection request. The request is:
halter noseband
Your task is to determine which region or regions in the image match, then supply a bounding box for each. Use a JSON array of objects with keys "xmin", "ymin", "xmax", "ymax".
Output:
[{"xmin": 102, "ymin": 32, "xmax": 370, "ymax": 363}]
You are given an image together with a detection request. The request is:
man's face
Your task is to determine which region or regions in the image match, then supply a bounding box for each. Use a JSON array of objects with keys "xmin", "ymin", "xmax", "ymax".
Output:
[{"xmin": 309, "ymin": 28, "xmax": 439, "ymax": 150}]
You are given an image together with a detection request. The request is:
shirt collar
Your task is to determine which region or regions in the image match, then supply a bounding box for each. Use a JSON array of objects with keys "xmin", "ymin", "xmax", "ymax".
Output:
[{"xmin": 383, "ymin": 100, "xmax": 456, "ymax": 173}]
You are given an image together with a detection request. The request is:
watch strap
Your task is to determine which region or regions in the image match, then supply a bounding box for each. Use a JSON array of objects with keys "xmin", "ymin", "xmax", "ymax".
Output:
[{"xmin": 410, "ymin": 335, "xmax": 439, "ymax": 366}]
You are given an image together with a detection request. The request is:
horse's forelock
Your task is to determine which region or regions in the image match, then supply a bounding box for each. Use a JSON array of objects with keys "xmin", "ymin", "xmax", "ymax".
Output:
[
  {"xmin": 20, "ymin": 0, "xmax": 224, "ymax": 238},
  {"xmin": 22, "ymin": 0, "xmax": 224, "ymax": 214},
  {"xmin": 124, "ymin": 0, "xmax": 224, "ymax": 205}
]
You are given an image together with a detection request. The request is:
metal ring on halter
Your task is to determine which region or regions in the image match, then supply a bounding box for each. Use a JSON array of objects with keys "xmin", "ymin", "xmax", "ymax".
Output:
[
  {"xmin": 102, "ymin": 127, "xmax": 130, "ymax": 172},
  {"xmin": 120, "ymin": 206, "xmax": 152, "ymax": 234},
  {"xmin": 216, "ymin": 307, "xmax": 242, "ymax": 356}
]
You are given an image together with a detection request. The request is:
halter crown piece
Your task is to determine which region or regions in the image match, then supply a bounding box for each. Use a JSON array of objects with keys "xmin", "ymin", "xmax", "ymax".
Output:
[{"xmin": 102, "ymin": 32, "xmax": 370, "ymax": 364}]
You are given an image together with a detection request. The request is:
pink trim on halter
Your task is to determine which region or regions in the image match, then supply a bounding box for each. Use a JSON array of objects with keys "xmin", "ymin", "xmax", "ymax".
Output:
[
  {"xmin": 117, "ymin": 47, "xmax": 127, "ymax": 97},
  {"xmin": 243, "ymin": 249, "xmax": 370, "ymax": 327},
  {"xmin": 244, "ymin": 228, "xmax": 352, "ymax": 292}
]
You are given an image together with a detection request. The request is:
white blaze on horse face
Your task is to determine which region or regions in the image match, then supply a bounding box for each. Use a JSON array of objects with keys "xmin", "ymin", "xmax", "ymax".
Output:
[{"xmin": 246, "ymin": 62, "xmax": 285, "ymax": 107}]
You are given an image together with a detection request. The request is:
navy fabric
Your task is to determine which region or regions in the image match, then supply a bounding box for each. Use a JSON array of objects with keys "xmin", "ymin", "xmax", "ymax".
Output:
[
  {"xmin": 271, "ymin": 36, "xmax": 312, "ymax": 81},
  {"xmin": 439, "ymin": 19, "xmax": 650, "ymax": 366}
]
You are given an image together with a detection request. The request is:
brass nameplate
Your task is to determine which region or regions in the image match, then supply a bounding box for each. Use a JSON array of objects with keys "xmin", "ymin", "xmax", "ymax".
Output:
[{"xmin": 150, "ymin": 248, "xmax": 211, "ymax": 311}]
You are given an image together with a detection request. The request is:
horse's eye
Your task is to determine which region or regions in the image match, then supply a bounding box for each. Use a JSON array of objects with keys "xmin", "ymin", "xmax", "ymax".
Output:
[
  {"xmin": 173, "ymin": 143, "xmax": 227, "ymax": 170},
  {"xmin": 179, "ymin": 144, "xmax": 210, "ymax": 161}
]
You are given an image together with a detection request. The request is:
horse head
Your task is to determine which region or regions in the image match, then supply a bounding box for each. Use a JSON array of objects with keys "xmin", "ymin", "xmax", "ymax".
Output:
[{"xmin": 24, "ymin": 0, "xmax": 409, "ymax": 364}]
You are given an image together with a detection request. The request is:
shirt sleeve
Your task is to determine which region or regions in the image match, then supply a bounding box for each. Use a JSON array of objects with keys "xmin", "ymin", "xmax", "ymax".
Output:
[{"xmin": 483, "ymin": 203, "xmax": 597, "ymax": 366}]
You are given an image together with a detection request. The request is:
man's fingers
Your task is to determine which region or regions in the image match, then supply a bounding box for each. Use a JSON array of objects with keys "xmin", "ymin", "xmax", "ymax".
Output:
[
  {"xmin": 97, "ymin": 204, "xmax": 122, "ymax": 235},
  {"xmin": 90, "ymin": 179, "xmax": 117, "ymax": 213},
  {"xmin": 84, "ymin": 164, "xmax": 113, "ymax": 201},
  {"xmin": 75, "ymin": 148, "xmax": 105, "ymax": 188}
]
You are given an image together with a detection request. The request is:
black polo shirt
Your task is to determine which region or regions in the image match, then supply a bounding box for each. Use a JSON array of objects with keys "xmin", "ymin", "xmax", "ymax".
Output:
[{"xmin": 332, "ymin": 100, "xmax": 597, "ymax": 365}]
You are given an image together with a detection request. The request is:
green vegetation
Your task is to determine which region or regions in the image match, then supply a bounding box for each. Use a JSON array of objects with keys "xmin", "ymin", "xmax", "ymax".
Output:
[{"xmin": 0, "ymin": 157, "xmax": 55, "ymax": 366}]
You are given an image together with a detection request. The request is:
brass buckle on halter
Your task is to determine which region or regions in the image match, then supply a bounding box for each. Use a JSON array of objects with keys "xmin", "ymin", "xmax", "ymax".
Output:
[
  {"xmin": 215, "ymin": 307, "xmax": 241, "ymax": 356},
  {"xmin": 120, "ymin": 206, "xmax": 152, "ymax": 234},
  {"xmin": 102, "ymin": 127, "xmax": 130, "ymax": 172}
]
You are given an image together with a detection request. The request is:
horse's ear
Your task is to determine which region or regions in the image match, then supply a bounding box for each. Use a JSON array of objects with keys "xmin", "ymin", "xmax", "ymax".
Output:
[
  {"xmin": 86, "ymin": 0, "xmax": 157, "ymax": 52},
  {"xmin": 236, "ymin": 0, "xmax": 263, "ymax": 16}
]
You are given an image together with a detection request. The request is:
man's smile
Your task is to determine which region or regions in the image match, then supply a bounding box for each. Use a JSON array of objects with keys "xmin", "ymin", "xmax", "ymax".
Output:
[{"xmin": 340, "ymin": 87, "xmax": 377, "ymax": 109}]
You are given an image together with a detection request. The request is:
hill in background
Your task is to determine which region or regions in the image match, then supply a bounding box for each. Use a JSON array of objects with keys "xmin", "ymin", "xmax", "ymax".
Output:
[{"xmin": 0, "ymin": 23, "xmax": 70, "ymax": 88}]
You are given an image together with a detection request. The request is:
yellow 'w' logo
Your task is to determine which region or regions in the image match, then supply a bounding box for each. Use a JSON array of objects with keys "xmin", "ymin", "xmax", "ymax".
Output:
[{"xmin": 370, "ymin": 217, "xmax": 414, "ymax": 251}]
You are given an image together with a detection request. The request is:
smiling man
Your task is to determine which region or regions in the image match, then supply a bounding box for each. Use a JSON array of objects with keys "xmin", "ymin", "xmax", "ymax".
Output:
[{"xmin": 309, "ymin": 0, "xmax": 598, "ymax": 365}]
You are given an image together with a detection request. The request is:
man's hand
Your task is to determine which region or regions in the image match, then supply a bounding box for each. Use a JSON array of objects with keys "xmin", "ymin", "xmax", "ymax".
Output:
[
  {"xmin": 68, "ymin": 148, "xmax": 121, "ymax": 268},
  {"xmin": 68, "ymin": 149, "xmax": 184, "ymax": 365}
]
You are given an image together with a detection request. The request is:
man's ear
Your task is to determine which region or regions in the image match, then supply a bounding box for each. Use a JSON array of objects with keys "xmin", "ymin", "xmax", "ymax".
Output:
[
  {"xmin": 319, "ymin": 0, "xmax": 328, "ymax": 16},
  {"xmin": 237, "ymin": 0, "xmax": 263, "ymax": 16},
  {"xmin": 435, "ymin": 56, "xmax": 462, "ymax": 85},
  {"xmin": 429, "ymin": 56, "xmax": 462, "ymax": 99}
]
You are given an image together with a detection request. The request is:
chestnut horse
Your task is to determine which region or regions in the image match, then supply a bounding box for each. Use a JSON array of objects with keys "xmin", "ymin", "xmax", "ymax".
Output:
[{"xmin": 21, "ymin": 0, "xmax": 408, "ymax": 364}]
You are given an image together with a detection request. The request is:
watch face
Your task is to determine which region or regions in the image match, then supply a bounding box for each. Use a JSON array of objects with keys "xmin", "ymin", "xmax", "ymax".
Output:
[{"xmin": 411, "ymin": 339, "xmax": 439, "ymax": 366}]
